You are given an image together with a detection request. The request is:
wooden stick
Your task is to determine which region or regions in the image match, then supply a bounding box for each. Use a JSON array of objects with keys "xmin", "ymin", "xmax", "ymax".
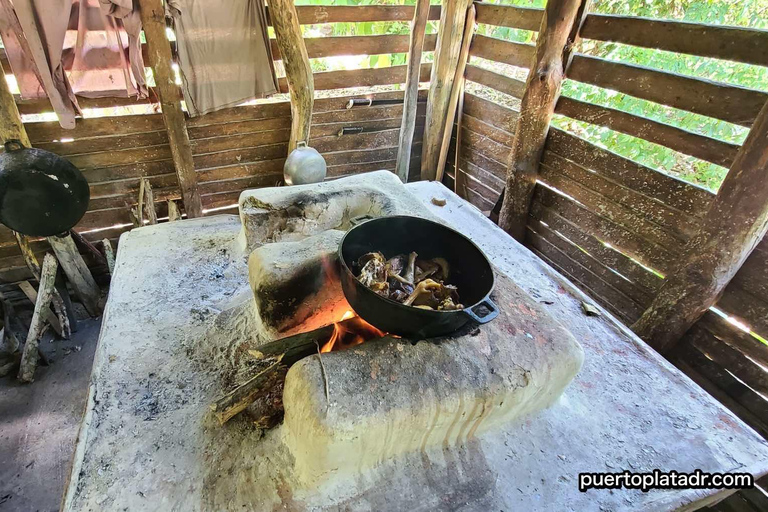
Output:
[
  {"xmin": 420, "ymin": 0, "xmax": 474, "ymax": 181},
  {"xmin": 137, "ymin": 178, "xmax": 146, "ymax": 226},
  {"xmin": 137, "ymin": 0, "xmax": 203, "ymax": 218},
  {"xmin": 248, "ymin": 323, "xmax": 336, "ymax": 366},
  {"xmin": 0, "ymin": 59, "xmax": 30, "ymax": 147},
  {"xmin": 101, "ymin": 239, "xmax": 116, "ymax": 274},
  {"xmin": 453, "ymin": 79, "xmax": 466, "ymax": 198},
  {"xmin": 210, "ymin": 360, "xmax": 287, "ymax": 425},
  {"xmin": 14, "ymin": 233, "xmax": 72, "ymax": 339},
  {"xmin": 1, "ymin": 298, "xmax": 20, "ymax": 354},
  {"xmin": 395, "ymin": 0, "xmax": 430, "ymax": 183},
  {"xmin": 17, "ymin": 281, "xmax": 62, "ymax": 337},
  {"xmin": 632, "ymin": 98, "xmax": 768, "ymax": 353},
  {"xmin": 18, "ymin": 254, "xmax": 58, "ymax": 382},
  {"xmin": 167, "ymin": 200, "xmax": 181, "ymax": 222},
  {"xmin": 48, "ymin": 234, "xmax": 101, "ymax": 317},
  {"xmin": 436, "ymin": 4, "xmax": 475, "ymax": 183},
  {"xmin": 271, "ymin": 0, "xmax": 314, "ymax": 152},
  {"xmin": 69, "ymin": 229, "xmax": 108, "ymax": 267},
  {"xmin": 142, "ymin": 178, "xmax": 158, "ymax": 225},
  {"xmin": 498, "ymin": 0, "xmax": 592, "ymax": 240}
]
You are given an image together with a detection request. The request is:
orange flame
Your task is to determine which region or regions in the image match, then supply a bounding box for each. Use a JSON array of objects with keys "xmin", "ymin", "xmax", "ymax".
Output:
[{"xmin": 320, "ymin": 310, "xmax": 387, "ymax": 353}]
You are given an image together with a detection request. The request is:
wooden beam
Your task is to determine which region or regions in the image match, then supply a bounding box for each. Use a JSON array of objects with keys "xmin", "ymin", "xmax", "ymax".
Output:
[
  {"xmin": 498, "ymin": 0, "xmax": 592, "ymax": 240},
  {"xmin": 167, "ymin": 200, "xmax": 181, "ymax": 222},
  {"xmin": 101, "ymin": 239, "xmax": 116, "ymax": 274},
  {"xmin": 48, "ymin": 234, "xmax": 101, "ymax": 317},
  {"xmin": 420, "ymin": 0, "xmax": 474, "ymax": 181},
  {"xmin": 632, "ymin": 98, "xmax": 768, "ymax": 353},
  {"xmin": 0, "ymin": 59, "xmax": 30, "ymax": 147},
  {"xmin": 395, "ymin": 0, "xmax": 430, "ymax": 183},
  {"xmin": 17, "ymin": 253, "xmax": 57, "ymax": 383},
  {"xmin": 137, "ymin": 0, "xmax": 203, "ymax": 218},
  {"xmin": 271, "ymin": 0, "xmax": 313, "ymax": 153},
  {"xmin": 436, "ymin": 4, "xmax": 475, "ymax": 183}
]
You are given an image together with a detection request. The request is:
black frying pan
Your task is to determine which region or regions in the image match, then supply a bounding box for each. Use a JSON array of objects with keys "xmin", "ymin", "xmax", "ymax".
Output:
[
  {"xmin": 0, "ymin": 140, "xmax": 90, "ymax": 236},
  {"xmin": 339, "ymin": 215, "xmax": 498, "ymax": 338}
]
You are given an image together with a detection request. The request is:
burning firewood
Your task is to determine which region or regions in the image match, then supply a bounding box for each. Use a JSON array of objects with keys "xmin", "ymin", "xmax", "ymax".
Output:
[{"xmin": 210, "ymin": 360, "xmax": 287, "ymax": 425}]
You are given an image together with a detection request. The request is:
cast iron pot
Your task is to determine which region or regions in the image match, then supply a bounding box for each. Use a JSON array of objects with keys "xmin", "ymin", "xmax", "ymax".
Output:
[
  {"xmin": 339, "ymin": 215, "xmax": 499, "ymax": 338},
  {"xmin": 0, "ymin": 140, "xmax": 90, "ymax": 237}
]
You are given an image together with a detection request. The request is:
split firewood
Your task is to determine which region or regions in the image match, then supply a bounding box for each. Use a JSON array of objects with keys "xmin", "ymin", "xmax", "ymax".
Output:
[
  {"xmin": 17, "ymin": 281, "xmax": 63, "ymax": 337},
  {"xmin": 167, "ymin": 200, "xmax": 181, "ymax": 222},
  {"xmin": 248, "ymin": 323, "xmax": 336, "ymax": 366},
  {"xmin": 142, "ymin": 178, "xmax": 158, "ymax": 225},
  {"xmin": 210, "ymin": 359, "xmax": 287, "ymax": 425},
  {"xmin": 48, "ymin": 233, "xmax": 101, "ymax": 317},
  {"xmin": 101, "ymin": 239, "xmax": 116, "ymax": 274},
  {"xmin": 18, "ymin": 253, "xmax": 58, "ymax": 383}
]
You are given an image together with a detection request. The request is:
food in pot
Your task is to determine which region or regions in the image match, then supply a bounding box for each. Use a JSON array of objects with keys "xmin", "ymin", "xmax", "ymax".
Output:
[{"xmin": 353, "ymin": 252, "xmax": 463, "ymax": 311}]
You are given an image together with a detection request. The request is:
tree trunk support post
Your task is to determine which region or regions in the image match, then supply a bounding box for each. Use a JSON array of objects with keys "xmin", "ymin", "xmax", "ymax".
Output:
[
  {"xmin": 421, "ymin": 0, "xmax": 475, "ymax": 181},
  {"xmin": 271, "ymin": 0, "xmax": 313, "ymax": 153},
  {"xmin": 137, "ymin": 0, "xmax": 203, "ymax": 218},
  {"xmin": 0, "ymin": 60, "xmax": 30, "ymax": 147},
  {"xmin": 498, "ymin": 0, "xmax": 592, "ymax": 240},
  {"xmin": 48, "ymin": 234, "xmax": 102, "ymax": 317},
  {"xmin": 395, "ymin": 0, "xmax": 430, "ymax": 183},
  {"xmin": 18, "ymin": 253, "xmax": 58, "ymax": 383},
  {"xmin": 632, "ymin": 98, "xmax": 768, "ymax": 353}
]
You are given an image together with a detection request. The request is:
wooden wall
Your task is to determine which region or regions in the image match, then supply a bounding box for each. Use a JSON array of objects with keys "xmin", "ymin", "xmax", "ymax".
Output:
[
  {"xmin": 444, "ymin": 3, "xmax": 768, "ymax": 468},
  {"xmin": 0, "ymin": 5, "xmax": 433, "ymax": 304}
]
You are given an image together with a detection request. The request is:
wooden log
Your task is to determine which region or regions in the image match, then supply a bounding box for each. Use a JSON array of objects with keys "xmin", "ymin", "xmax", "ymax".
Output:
[
  {"xmin": 248, "ymin": 324, "xmax": 336, "ymax": 367},
  {"xmin": 421, "ymin": 0, "xmax": 474, "ymax": 181},
  {"xmin": 101, "ymin": 239, "xmax": 116, "ymax": 274},
  {"xmin": 142, "ymin": 178, "xmax": 158, "ymax": 225},
  {"xmin": 17, "ymin": 281, "xmax": 62, "ymax": 337},
  {"xmin": 436, "ymin": 4, "xmax": 475, "ymax": 183},
  {"xmin": 580, "ymin": 14, "xmax": 768, "ymax": 68},
  {"xmin": 17, "ymin": 253, "xmax": 57, "ymax": 382},
  {"xmin": 271, "ymin": 0, "xmax": 313, "ymax": 152},
  {"xmin": 632, "ymin": 99, "xmax": 768, "ymax": 353},
  {"xmin": 454, "ymin": 80, "xmax": 466, "ymax": 198},
  {"xmin": 137, "ymin": 0, "xmax": 203, "ymax": 218},
  {"xmin": 210, "ymin": 360, "xmax": 287, "ymax": 425},
  {"xmin": 0, "ymin": 59, "xmax": 30, "ymax": 147},
  {"xmin": 167, "ymin": 200, "xmax": 181, "ymax": 222},
  {"xmin": 395, "ymin": 0, "xmax": 430, "ymax": 183},
  {"xmin": 14, "ymin": 233, "xmax": 71, "ymax": 339},
  {"xmin": 498, "ymin": 0, "xmax": 591, "ymax": 240},
  {"xmin": 48, "ymin": 234, "xmax": 101, "ymax": 317}
]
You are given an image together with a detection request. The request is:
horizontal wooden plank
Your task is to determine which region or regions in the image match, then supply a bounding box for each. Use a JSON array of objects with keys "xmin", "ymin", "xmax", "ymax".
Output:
[
  {"xmin": 567, "ymin": 54, "xmax": 768, "ymax": 127},
  {"xmin": 193, "ymin": 142, "xmax": 288, "ymax": 171},
  {"xmin": 686, "ymin": 324, "xmax": 768, "ymax": 394},
  {"xmin": 16, "ymin": 95, "xmax": 156, "ymax": 116},
  {"xmin": 530, "ymin": 203, "xmax": 663, "ymax": 294},
  {"xmin": 469, "ymin": 35, "xmax": 535, "ymax": 69},
  {"xmin": 698, "ymin": 311, "xmax": 768, "ymax": 369},
  {"xmin": 26, "ymin": 113, "xmax": 164, "ymax": 142},
  {"xmin": 67, "ymin": 144, "xmax": 172, "ymax": 170},
  {"xmin": 717, "ymin": 285, "xmax": 768, "ymax": 339},
  {"xmin": 462, "ymin": 92, "xmax": 518, "ymax": 133},
  {"xmin": 474, "ymin": 4, "xmax": 543, "ymax": 32},
  {"xmin": 280, "ymin": 63, "xmax": 432, "ymax": 92},
  {"xmin": 540, "ymin": 151, "xmax": 702, "ymax": 241},
  {"xmin": 532, "ymin": 187, "xmax": 676, "ymax": 274},
  {"xmin": 312, "ymin": 128, "xmax": 403, "ymax": 154},
  {"xmin": 35, "ymin": 130, "xmax": 168, "ymax": 156},
  {"xmin": 455, "ymin": 154, "xmax": 505, "ymax": 191},
  {"xmin": 554, "ymin": 96, "xmax": 739, "ymax": 168},
  {"xmin": 82, "ymin": 159, "xmax": 175, "ymax": 184},
  {"xmin": 285, "ymin": 5, "xmax": 442, "ymax": 24},
  {"xmin": 729, "ymin": 239, "xmax": 768, "ymax": 301},
  {"xmin": 545, "ymin": 128, "xmax": 714, "ymax": 217},
  {"xmin": 462, "ymin": 113, "xmax": 514, "ymax": 147},
  {"xmin": 460, "ymin": 126, "xmax": 511, "ymax": 165},
  {"xmin": 465, "ymin": 64, "xmax": 527, "ymax": 99},
  {"xmin": 272, "ymin": 34, "xmax": 437, "ymax": 60},
  {"xmin": 581, "ymin": 14, "xmax": 768, "ymax": 68},
  {"xmin": 457, "ymin": 138, "xmax": 507, "ymax": 182}
]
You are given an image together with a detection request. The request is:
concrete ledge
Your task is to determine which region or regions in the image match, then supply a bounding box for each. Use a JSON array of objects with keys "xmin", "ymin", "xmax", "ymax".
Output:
[{"xmin": 282, "ymin": 271, "xmax": 584, "ymax": 486}]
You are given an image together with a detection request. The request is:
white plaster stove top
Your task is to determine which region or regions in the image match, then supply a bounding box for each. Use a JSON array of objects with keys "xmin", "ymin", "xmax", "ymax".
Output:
[{"xmin": 62, "ymin": 174, "xmax": 768, "ymax": 511}]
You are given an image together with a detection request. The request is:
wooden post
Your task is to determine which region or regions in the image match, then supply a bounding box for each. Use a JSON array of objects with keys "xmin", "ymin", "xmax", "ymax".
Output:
[
  {"xmin": 435, "ymin": 4, "xmax": 475, "ymax": 183},
  {"xmin": 48, "ymin": 234, "xmax": 101, "ymax": 317},
  {"xmin": 632, "ymin": 99, "xmax": 768, "ymax": 353},
  {"xmin": 140, "ymin": 178, "xmax": 158, "ymax": 225},
  {"xmin": 395, "ymin": 0, "xmax": 430, "ymax": 183},
  {"xmin": 498, "ymin": 0, "xmax": 591, "ymax": 241},
  {"xmin": 17, "ymin": 253, "xmax": 57, "ymax": 382},
  {"xmin": 101, "ymin": 239, "xmax": 116, "ymax": 274},
  {"xmin": 18, "ymin": 281, "xmax": 63, "ymax": 337},
  {"xmin": 453, "ymin": 79, "xmax": 466, "ymax": 197},
  {"xmin": 138, "ymin": 0, "xmax": 203, "ymax": 218},
  {"xmin": 271, "ymin": 0, "xmax": 313, "ymax": 153},
  {"xmin": 421, "ymin": 0, "xmax": 474, "ymax": 181},
  {"xmin": 167, "ymin": 200, "xmax": 181, "ymax": 222},
  {"xmin": 0, "ymin": 60, "xmax": 30, "ymax": 146}
]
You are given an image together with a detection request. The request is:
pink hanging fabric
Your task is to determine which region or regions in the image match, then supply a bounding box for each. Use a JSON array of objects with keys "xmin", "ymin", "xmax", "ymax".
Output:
[{"xmin": 0, "ymin": 0, "xmax": 147, "ymax": 129}]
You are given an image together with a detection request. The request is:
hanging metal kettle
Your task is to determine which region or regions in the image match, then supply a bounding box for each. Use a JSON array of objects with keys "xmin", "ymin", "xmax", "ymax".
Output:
[
  {"xmin": 0, "ymin": 139, "xmax": 90, "ymax": 236},
  {"xmin": 283, "ymin": 141, "xmax": 327, "ymax": 186}
]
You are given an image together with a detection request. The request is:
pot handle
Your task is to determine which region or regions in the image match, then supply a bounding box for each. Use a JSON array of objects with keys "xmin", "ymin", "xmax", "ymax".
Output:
[
  {"xmin": 463, "ymin": 298, "xmax": 499, "ymax": 325},
  {"xmin": 4, "ymin": 139, "xmax": 26, "ymax": 152},
  {"xmin": 349, "ymin": 214, "xmax": 375, "ymax": 226}
]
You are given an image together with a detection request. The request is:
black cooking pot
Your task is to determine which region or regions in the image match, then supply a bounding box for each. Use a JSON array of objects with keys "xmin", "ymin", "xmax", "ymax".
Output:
[
  {"xmin": 0, "ymin": 140, "xmax": 90, "ymax": 236},
  {"xmin": 339, "ymin": 215, "xmax": 498, "ymax": 338}
]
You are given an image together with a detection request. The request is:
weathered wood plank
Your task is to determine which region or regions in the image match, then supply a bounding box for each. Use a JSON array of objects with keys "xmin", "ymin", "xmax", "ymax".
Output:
[
  {"xmin": 469, "ymin": 35, "xmax": 535, "ymax": 69},
  {"xmin": 498, "ymin": 0, "xmax": 591, "ymax": 240},
  {"xmin": 730, "ymin": 242, "xmax": 768, "ymax": 301},
  {"xmin": 545, "ymin": 129, "xmax": 714, "ymax": 217},
  {"xmin": 717, "ymin": 285, "xmax": 768, "ymax": 341},
  {"xmin": 462, "ymin": 92, "xmax": 519, "ymax": 128},
  {"xmin": 273, "ymin": 5, "xmax": 442, "ymax": 25},
  {"xmin": 567, "ymin": 54, "xmax": 768, "ymax": 128},
  {"xmin": 632, "ymin": 99, "xmax": 768, "ymax": 353},
  {"xmin": 271, "ymin": 34, "xmax": 437, "ymax": 61},
  {"xmin": 580, "ymin": 14, "xmax": 768, "ymax": 68},
  {"xmin": 17, "ymin": 254, "xmax": 58, "ymax": 382},
  {"xmin": 462, "ymin": 113, "xmax": 514, "ymax": 147},
  {"xmin": 464, "ymin": 64, "xmax": 527, "ymax": 99},
  {"xmin": 26, "ymin": 114, "xmax": 165, "ymax": 143},
  {"xmin": 47, "ymin": 234, "xmax": 101, "ymax": 317},
  {"xmin": 554, "ymin": 96, "xmax": 739, "ymax": 168},
  {"xmin": 697, "ymin": 311, "xmax": 768, "ymax": 373},
  {"xmin": 474, "ymin": 4, "xmax": 543, "ymax": 32}
]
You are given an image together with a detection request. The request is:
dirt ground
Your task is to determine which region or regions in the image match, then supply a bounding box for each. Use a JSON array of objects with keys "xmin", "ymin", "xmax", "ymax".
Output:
[{"xmin": 0, "ymin": 318, "xmax": 102, "ymax": 512}]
